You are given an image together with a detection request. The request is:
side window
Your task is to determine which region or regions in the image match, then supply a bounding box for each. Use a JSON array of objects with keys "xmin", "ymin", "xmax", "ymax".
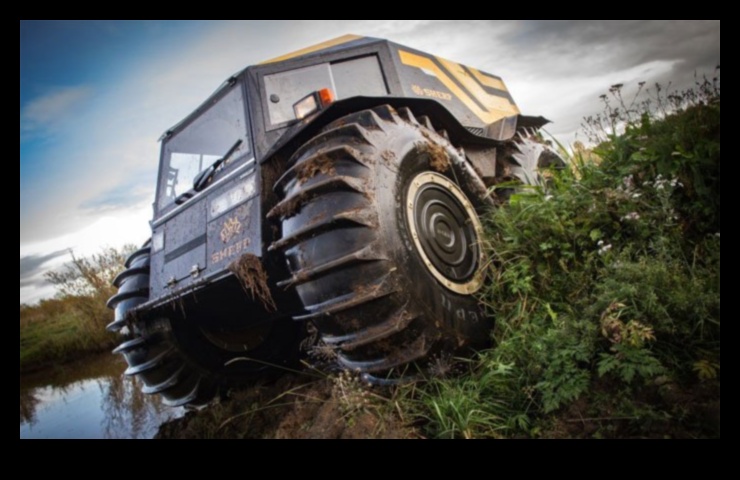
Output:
[
  {"xmin": 158, "ymin": 86, "xmax": 251, "ymax": 212},
  {"xmin": 264, "ymin": 64, "xmax": 335, "ymax": 127},
  {"xmin": 331, "ymin": 56, "xmax": 387, "ymax": 99},
  {"xmin": 264, "ymin": 56, "xmax": 388, "ymax": 129}
]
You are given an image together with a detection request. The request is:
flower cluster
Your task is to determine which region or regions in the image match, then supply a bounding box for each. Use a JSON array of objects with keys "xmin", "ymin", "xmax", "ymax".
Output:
[
  {"xmin": 650, "ymin": 174, "xmax": 684, "ymax": 191},
  {"xmin": 621, "ymin": 212, "xmax": 641, "ymax": 222},
  {"xmin": 332, "ymin": 370, "xmax": 374, "ymax": 415},
  {"xmin": 615, "ymin": 175, "xmax": 644, "ymax": 200},
  {"xmin": 617, "ymin": 174, "xmax": 684, "ymax": 195},
  {"xmin": 597, "ymin": 240, "xmax": 613, "ymax": 256},
  {"xmin": 616, "ymin": 175, "xmax": 636, "ymax": 194}
]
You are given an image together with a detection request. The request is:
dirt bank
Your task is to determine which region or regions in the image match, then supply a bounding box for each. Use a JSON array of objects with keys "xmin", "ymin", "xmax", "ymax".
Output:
[
  {"xmin": 155, "ymin": 369, "xmax": 720, "ymax": 439},
  {"xmin": 156, "ymin": 372, "xmax": 419, "ymax": 439}
]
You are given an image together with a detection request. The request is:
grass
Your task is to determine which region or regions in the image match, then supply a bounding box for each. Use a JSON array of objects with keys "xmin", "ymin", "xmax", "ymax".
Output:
[
  {"xmin": 20, "ymin": 246, "xmax": 133, "ymax": 373},
  {"xmin": 157, "ymin": 371, "xmax": 416, "ymax": 439},
  {"xmin": 20, "ymin": 298, "xmax": 118, "ymax": 373}
]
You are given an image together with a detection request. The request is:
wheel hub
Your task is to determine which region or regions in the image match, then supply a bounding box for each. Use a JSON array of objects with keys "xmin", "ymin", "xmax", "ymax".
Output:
[{"xmin": 406, "ymin": 172, "xmax": 485, "ymax": 294}]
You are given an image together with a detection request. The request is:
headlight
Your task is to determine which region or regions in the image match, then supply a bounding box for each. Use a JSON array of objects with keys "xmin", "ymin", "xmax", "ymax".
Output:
[
  {"xmin": 210, "ymin": 175, "xmax": 257, "ymax": 218},
  {"xmin": 293, "ymin": 88, "xmax": 335, "ymax": 120}
]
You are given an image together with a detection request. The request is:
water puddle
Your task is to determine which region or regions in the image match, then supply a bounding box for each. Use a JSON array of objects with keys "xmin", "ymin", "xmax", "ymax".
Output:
[{"xmin": 20, "ymin": 353, "xmax": 183, "ymax": 439}]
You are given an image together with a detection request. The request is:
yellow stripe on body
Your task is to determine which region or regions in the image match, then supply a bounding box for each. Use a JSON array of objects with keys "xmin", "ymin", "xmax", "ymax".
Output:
[
  {"xmin": 437, "ymin": 57, "xmax": 520, "ymax": 117},
  {"xmin": 399, "ymin": 50, "xmax": 519, "ymax": 124},
  {"xmin": 260, "ymin": 34, "xmax": 363, "ymax": 65},
  {"xmin": 468, "ymin": 67, "xmax": 508, "ymax": 92}
]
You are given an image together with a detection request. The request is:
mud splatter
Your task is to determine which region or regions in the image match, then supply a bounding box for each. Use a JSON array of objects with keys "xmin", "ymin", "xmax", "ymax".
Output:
[
  {"xmin": 309, "ymin": 211, "xmax": 327, "ymax": 225},
  {"xmin": 228, "ymin": 254, "xmax": 276, "ymax": 312},
  {"xmin": 353, "ymin": 281, "xmax": 384, "ymax": 299},
  {"xmin": 418, "ymin": 142, "xmax": 450, "ymax": 173},
  {"xmin": 381, "ymin": 150, "xmax": 396, "ymax": 165},
  {"xmin": 296, "ymin": 155, "xmax": 336, "ymax": 185},
  {"xmin": 267, "ymin": 196, "xmax": 303, "ymax": 220}
]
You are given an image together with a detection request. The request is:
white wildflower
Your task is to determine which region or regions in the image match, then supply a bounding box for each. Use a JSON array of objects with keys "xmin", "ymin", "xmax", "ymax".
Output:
[
  {"xmin": 622, "ymin": 176, "xmax": 635, "ymax": 191},
  {"xmin": 621, "ymin": 212, "xmax": 641, "ymax": 222},
  {"xmin": 598, "ymin": 242, "xmax": 613, "ymax": 256},
  {"xmin": 632, "ymin": 193, "xmax": 642, "ymax": 199},
  {"xmin": 651, "ymin": 175, "xmax": 682, "ymax": 192}
]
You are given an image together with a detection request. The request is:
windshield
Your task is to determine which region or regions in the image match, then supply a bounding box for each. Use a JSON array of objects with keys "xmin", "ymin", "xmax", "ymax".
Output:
[{"xmin": 158, "ymin": 85, "xmax": 251, "ymax": 211}]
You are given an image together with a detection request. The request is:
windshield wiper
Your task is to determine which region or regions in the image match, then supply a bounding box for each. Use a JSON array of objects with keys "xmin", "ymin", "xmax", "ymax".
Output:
[{"xmin": 193, "ymin": 139, "xmax": 243, "ymax": 192}]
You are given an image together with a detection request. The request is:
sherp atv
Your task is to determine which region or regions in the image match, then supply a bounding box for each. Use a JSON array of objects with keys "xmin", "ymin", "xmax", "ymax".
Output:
[{"xmin": 107, "ymin": 35, "xmax": 555, "ymax": 407}]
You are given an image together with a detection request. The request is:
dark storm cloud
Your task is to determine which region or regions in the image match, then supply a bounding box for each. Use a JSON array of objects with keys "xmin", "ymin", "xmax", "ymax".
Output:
[
  {"xmin": 20, "ymin": 249, "xmax": 68, "ymax": 288},
  {"xmin": 506, "ymin": 20, "xmax": 719, "ymax": 77},
  {"xmin": 371, "ymin": 20, "xmax": 718, "ymax": 78},
  {"xmin": 487, "ymin": 20, "xmax": 720, "ymax": 137}
]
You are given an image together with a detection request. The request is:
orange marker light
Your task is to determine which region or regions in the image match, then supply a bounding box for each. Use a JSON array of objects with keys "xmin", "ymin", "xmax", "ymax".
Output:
[
  {"xmin": 318, "ymin": 88, "xmax": 335, "ymax": 107},
  {"xmin": 293, "ymin": 88, "xmax": 336, "ymax": 120}
]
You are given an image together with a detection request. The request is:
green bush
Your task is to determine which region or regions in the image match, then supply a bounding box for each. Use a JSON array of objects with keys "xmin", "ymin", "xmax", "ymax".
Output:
[{"xmin": 412, "ymin": 75, "xmax": 720, "ymax": 439}]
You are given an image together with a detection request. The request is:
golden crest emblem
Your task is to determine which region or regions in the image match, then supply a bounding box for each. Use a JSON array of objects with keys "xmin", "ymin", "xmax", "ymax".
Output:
[{"xmin": 220, "ymin": 216, "xmax": 243, "ymax": 244}]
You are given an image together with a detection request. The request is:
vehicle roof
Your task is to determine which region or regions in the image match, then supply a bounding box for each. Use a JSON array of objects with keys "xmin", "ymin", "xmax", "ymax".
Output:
[
  {"xmin": 160, "ymin": 35, "xmax": 519, "ymax": 140},
  {"xmin": 160, "ymin": 35, "xmax": 385, "ymax": 140}
]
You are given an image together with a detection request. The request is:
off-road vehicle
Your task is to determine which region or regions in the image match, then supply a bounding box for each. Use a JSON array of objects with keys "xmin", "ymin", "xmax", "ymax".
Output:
[{"xmin": 108, "ymin": 35, "xmax": 554, "ymax": 406}]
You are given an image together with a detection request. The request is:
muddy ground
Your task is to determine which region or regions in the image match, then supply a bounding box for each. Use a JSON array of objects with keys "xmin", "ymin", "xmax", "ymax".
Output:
[
  {"xmin": 156, "ymin": 372, "xmax": 419, "ymax": 440},
  {"xmin": 156, "ymin": 369, "xmax": 720, "ymax": 439}
]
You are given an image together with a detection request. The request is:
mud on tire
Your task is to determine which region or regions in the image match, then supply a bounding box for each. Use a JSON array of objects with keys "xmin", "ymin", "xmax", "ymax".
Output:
[
  {"xmin": 270, "ymin": 105, "xmax": 494, "ymax": 382},
  {"xmin": 108, "ymin": 244, "xmax": 301, "ymax": 407}
]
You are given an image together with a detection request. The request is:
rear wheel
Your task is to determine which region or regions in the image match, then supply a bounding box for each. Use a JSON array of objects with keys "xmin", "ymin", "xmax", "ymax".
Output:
[
  {"xmin": 108, "ymin": 244, "xmax": 301, "ymax": 407},
  {"xmin": 270, "ymin": 105, "xmax": 494, "ymax": 382}
]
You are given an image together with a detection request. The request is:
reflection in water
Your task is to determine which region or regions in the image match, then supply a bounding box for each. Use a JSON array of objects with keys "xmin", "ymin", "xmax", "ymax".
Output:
[
  {"xmin": 20, "ymin": 388, "xmax": 40, "ymax": 426},
  {"xmin": 20, "ymin": 354, "xmax": 183, "ymax": 439}
]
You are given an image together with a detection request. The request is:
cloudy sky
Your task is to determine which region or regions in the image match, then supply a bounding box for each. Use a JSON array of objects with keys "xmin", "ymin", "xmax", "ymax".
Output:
[{"xmin": 19, "ymin": 20, "xmax": 720, "ymax": 304}]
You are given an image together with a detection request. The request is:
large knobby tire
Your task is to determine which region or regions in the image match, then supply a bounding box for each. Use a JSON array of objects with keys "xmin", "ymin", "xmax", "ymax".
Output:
[
  {"xmin": 108, "ymin": 244, "xmax": 301, "ymax": 407},
  {"xmin": 270, "ymin": 105, "xmax": 494, "ymax": 382}
]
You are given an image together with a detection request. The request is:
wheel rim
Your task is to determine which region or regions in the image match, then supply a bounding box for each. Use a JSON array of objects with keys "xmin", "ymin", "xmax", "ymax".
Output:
[{"xmin": 406, "ymin": 172, "xmax": 485, "ymax": 295}]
